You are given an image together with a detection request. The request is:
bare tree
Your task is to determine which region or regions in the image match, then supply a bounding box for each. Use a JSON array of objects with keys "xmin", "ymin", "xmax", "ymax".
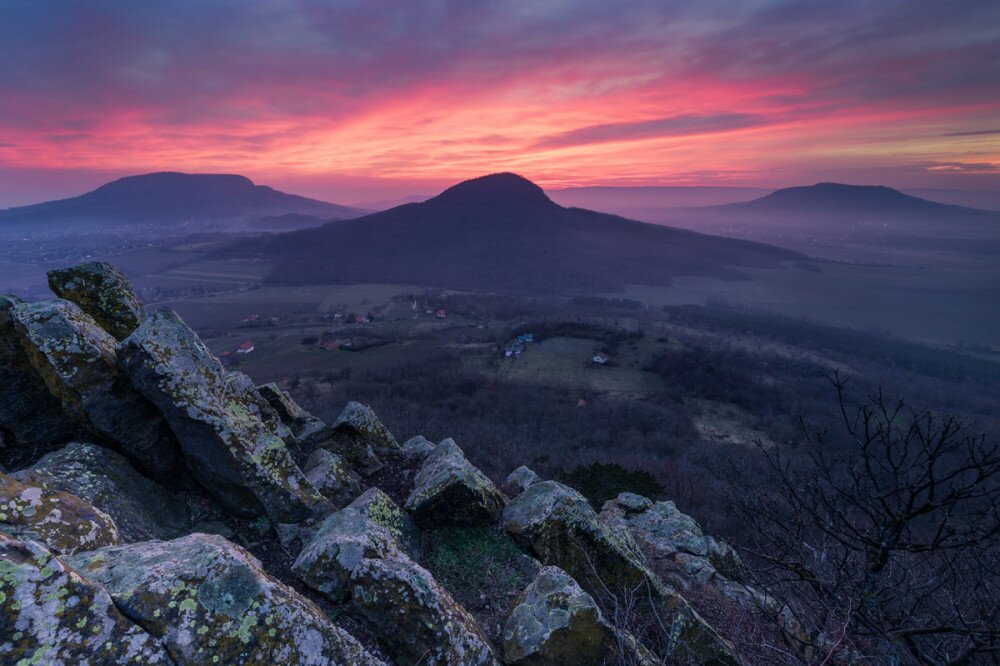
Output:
[{"xmin": 734, "ymin": 374, "xmax": 1000, "ymax": 665}]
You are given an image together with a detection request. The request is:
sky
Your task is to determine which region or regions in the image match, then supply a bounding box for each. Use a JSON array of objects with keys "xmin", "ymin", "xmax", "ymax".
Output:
[{"xmin": 1, "ymin": 0, "xmax": 999, "ymax": 207}]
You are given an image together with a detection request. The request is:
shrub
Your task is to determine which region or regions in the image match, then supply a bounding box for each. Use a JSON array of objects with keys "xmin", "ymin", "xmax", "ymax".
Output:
[{"xmin": 559, "ymin": 462, "xmax": 663, "ymax": 508}]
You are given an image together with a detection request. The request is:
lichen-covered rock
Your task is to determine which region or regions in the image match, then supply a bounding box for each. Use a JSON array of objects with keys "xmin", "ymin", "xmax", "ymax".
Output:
[
  {"xmin": 47, "ymin": 261, "xmax": 147, "ymax": 341},
  {"xmin": 503, "ymin": 565, "xmax": 652, "ymax": 665},
  {"xmin": 323, "ymin": 401, "xmax": 398, "ymax": 474},
  {"xmin": 228, "ymin": 371, "xmax": 294, "ymax": 443},
  {"xmin": 506, "ymin": 465, "xmax": 541, "ymax": 496},
  {"xmin": 66, "ymin": 533, "xmax": 384, "ymax": 665},
  {"xmin": 599, "ymin": 493, "xmax": 747, "ymax": 586},
  {"xmin": 9, "ymin": 299, "xmax": 183, "ymax": 482},
  {"xmin": 349, "ymin": 487, "xmax": 423, "ymax": 559},
  {"xmin": 12, "ymin": 441, "xmax": 189, "ymax": 542},
  {"xmin": 0, "ymin": 534, "xmax": 172, "ymax": 665},
  {"xmin": 401, "ymin": 435, "xmax": 435, "ymax": 462},
  {"xmin": 117, "ymin": 307, "xmax": 326, "ymax": 524},
  {"xmin": 405, "ymin": 438, "xmax": 506, "ymax": 528},
  {"xmin": 304, "ymin": 448, "xmax": 363, "ymax": 508},
  {"xmin": 503, "ymin": 481, "xmax": 736, "ymax": 665},
  {"xmin": 292, "ymin": 501, "xmax": 408, "ymax": 603},
  {"xmin": 600, "ymin": 492, "xmax": 807, "ymax": 645},
  {"xmin": 350, "ymin": 556, "xmax": 500, "ymax": 665},
  {"xmin": 1, "ymin": 472, "xmax": 122, "ymax": 554},
  {"xmin": 258, "ymin": 382, "xmax": 327, "ymax": 443},
  {"xmin": 0, "ymin": 294, "xmax": 77, "ymax": 455}
]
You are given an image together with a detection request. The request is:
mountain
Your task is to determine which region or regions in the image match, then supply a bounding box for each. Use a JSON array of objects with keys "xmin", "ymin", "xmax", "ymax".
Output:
[
  {"xmin": 720, "ymin": 182, "xmax": 986, "ymax": 215},
  {"xmin": 259, "ymin": 173, "xmax": 803, "ymax": 293},
  {"xmin": 0, "ymin": 172, "xmax": 364, "ymax": 232}
]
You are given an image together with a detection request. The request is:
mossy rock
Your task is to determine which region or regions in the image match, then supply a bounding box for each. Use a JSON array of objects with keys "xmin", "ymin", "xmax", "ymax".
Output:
[
  {"xmin": 303, "ymin": 448, "xmax": 363, "ymax": 509},
  {"xmin": 505, "ymin": 466, "xmax": 541, "ymax": 496},
  {"xmin": 66, "ymin": 533, "xmax": 384, "ymax": 665},
  {"xmin": 350, "ymin": 556, "xmax": 500, "ymax": 665},
  {"xmin": 47, "ymin": 261, "xmax": 147, "ymax": 341},
  {"xmin": 503, "ymin": 481, "xmax": 737, "ymax": 665},
  {"xmin": 0, "ymin": 472, "xmax": 121, "ymax": 555},
  {"xmin": 12, "ymin": 441, "xmax": 190, "ymax": 542},
  {"xmin": 405, "ymin": 439, "xmax": 506, "ymax": 529},
  {"xmin": 321, "ymin": 402, "xmax": 398, "ymax": 474},
  {"xmin": 9, "ymin": 299, "xmax": 182, "ymax": 482},
  {"xmin": 257, "ymin": 382, "xmax": 327, "ymax": 443},
  {"xmin": 503, "ymin": 565, "xmax": 653, "ymax": 665},
  {"xmin": 117, "ymin": 307, "xmax": 326, "ymax": 525},
  {"xmin": 350, "ymin": 487, "xmax": 423, "ymax": 559},
  {"xmin": 0, "ymin": 534, "xmax": 171, "ymax": 664},
  {"xmin": 0, "ymin": 294, "xmax": 76, "ymax": 458}
]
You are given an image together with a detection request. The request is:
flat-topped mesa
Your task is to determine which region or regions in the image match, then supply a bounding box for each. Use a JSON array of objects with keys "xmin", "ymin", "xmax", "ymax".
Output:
[
  {"xmin": 8, "ymin": 299, "xmax": 184, "ymax": 482},
  {"xmin": 117, "ymin": 306, "xmax": 327, "ymax": 525},
  {"xmin": 47, "ymin": 261, "xmax": 147, "ymax": 340}
]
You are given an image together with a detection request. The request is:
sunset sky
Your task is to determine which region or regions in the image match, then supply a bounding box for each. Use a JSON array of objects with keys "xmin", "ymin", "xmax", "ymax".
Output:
[{"xmin": 1, "ymin": 0, "xmax": 999, "ymax": 207}]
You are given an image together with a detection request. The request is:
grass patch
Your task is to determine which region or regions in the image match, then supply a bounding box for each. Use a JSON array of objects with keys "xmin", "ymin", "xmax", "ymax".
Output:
[{"xmin": 422, "ymin": 525, "xmax": 537, "ymax": 639}]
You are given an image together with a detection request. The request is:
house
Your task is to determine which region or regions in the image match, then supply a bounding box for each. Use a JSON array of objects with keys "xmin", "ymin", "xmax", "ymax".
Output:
[
  {"xmin": 516, "ymin": 333, "xmax": 535, "ymax": 344},
  {"xmin": 592, "ymin": 352, "xmax": 609, "ymax": 365},
  {"xmin": 321, "ymin": 338, "xmax": 353, "ymax": 351},
  {"xmin": 236, "ymin": 341, "xmax": 255, "ymax": 354},
  {"xmin": 436, "ymin": 309, "xmax": 447, "ymax": 319},
  {"xmin": 354, "ymin": 314, "xmax": 370, "ymax": 325},
  {"xmin": 333, "ymin": 311, "xmax": 343, "ymax": 319},
  {"xmin": 244, "ymin": 313, "xmax": 260, "ymax": 322}
]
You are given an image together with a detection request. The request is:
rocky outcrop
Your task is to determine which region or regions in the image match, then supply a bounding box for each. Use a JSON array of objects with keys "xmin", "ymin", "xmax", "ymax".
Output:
[
  {"xmin": 351, "ymin": 556, "xmax": 500, "ymax": 665},
  {"xmin": 117, "ymin": 307, "xmax": 326, "ymax": 524},
  {"xmin": 258, "ymin": 382, "xmax": 327, "ymax": 443},
  {"xmin": 506, "ymin": 465, "xmax": 541, "ymax": 496},
  {"xmin": 12, "ymin": 441, "xmax": 189, "ymax": 542},
  {"xmin": 600, "ymin": 492, "xmax": 807, "ymax": 646},
  {"xmin": 0, "ymin": 294, "xmax": 76, "ymax": 454},
  {"xmin": 323, "ymin": 401, "xmax": 399, "ymax": 474},
  {"xmin": 503, "ymin": 565, "xmax": 652, "ymax": 665},
  {"xmin": 0, "ymin": 534, "xmax": 172, "ymax": 665},
  {"xmin": 8, "ymin": 299, "xmax": 182, "ymax": 480},
  {"xmin": 1, "ymin": 472, "xmax": 122, "ymax": 554},
  {"xmin": 66, "ymin": 533, "xmax": 384, "ymax": 665},
  {"xmin": 599, "ymin": 493, "xmax": 746, "ymax": 587},
  {"xmin": 349, "ymin": 487, "xmax": 423, "ymax": 559},
  {"xmin": 47, "ymin": 261, "xmax": 147, "ymax": 340},
  {"xmin": 401, "ymin": 434, "xmax": 436, "ymax": 462},
  {"xmin": 292, "ymin": 498, "xmax": 409, "ymax": 603},
  {"xmin": 303, "ymin": 448, "xmax": 362, "ymax": 508},
  {"xmin": 503, "ymin": 481, "xmax": 737, "ymax": 664},
  {"xmin": 406, "ymin": 438, "xmax": 506, "ymax": 528}
]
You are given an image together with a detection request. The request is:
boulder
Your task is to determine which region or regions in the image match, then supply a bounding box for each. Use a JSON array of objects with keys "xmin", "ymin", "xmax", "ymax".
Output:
[
  {"xmin": 66, "ymin": 533, "xmax": 384, "ymax": 665},
  {"xmin": 502, "ymin": 565, "xmax": 652, "ymax": 665},
  {"xmin": 0, "ymin": 294, "xmax": 76, "ymax": 455},
  {"xmin": 12, "ymin": 441, "xmax": 189, "ymax": 542},
  {"xmin": 401, "ymin": 435, "xmax": 436, "ymax": 462},
  {"xmin": 292, "ymin": 501, "xmax": 408, "ymax": 603},
  {"xmin": 324, "ymin": 402, "xmax": 399, "ymax": 473},
  {"xmin": 0, "ymin": 534, "xmax": 172, "ymax": 665},
  {"xmin": 1, "ymin": 472, "xmax": 121, "ymax": 554},
  {"xmin": 505, "ymin": 465, "xmax": 541, "ymax": 496},
  {"xmin": 258, "ymin": 382, "xmax": 327, "ymax": 443},
  {"xmin": 303, "ymin": 448, "xmax": 363, "ymax": 508},
  {"xmin": 117, "ymin": 307, "xmax": 326, "ymax": 524},
  {"xmin": 47, "ymin": 261, "xmax": 147, "ymax": 340},
  {"xmin": 228, "ymin": 371, "xmax": 295, "ymax": 443},
  {"xmin": 348, "ymin": 487, "xmax": 423, "ymax": 560},
  {"xmin": 9, "ymin": 299, "xmax": 183, "ymax": 481},
  {"xmin": 599, "ymin": 493, "xmax": 747, "ymax": 587},
  {"xmin": 503, "ymin": 481, "xmax": 736, "ymax": 665},
  {"xmin": 405, "ymin": 438, "xmax": 506, "ymax": 528},
  {"xmin": 350, "ymin": 556, "xmax": 500, "ymax": 665}
]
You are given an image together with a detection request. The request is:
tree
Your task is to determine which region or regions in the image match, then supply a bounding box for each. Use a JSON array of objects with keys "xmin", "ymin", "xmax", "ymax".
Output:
[{"xmin": 734, "ymin": 374, "xmax": 1000, "ymax": 664}]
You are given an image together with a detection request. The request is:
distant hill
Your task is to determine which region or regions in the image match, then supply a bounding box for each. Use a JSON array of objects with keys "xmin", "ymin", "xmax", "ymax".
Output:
[
  {"xmin": 547, "ymin": 185, "xmax": 770, "ymax": 215},
  {"xmin": 720, "ymin": 182, "xmax": 984, "ymax": 216},
  {"xmin": 0, "ymin": 172, "xmax": 364, "ymax": 232},
  {"xmin": 258, "ymin": 173, "xmax": 803, "ymax": 294}
]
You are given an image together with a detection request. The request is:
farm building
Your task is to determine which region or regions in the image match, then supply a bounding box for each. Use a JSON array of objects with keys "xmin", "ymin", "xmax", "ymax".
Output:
[
  {"xmin": 236, "ymin": 341, "xmax": 255, "ymax": 354},
  {"xmin": 592, "ymin": 352, "xmax": 609, "ymax": 364}
]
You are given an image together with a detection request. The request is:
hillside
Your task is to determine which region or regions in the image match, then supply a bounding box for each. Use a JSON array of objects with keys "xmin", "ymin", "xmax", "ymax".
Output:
[
  {"xmin": 261, "ymin": 173, "xmax": 803, "ymax": 293},
  {"xmin": 0, "ymin": 172, "xmax": 364, "ymax": 232}
]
